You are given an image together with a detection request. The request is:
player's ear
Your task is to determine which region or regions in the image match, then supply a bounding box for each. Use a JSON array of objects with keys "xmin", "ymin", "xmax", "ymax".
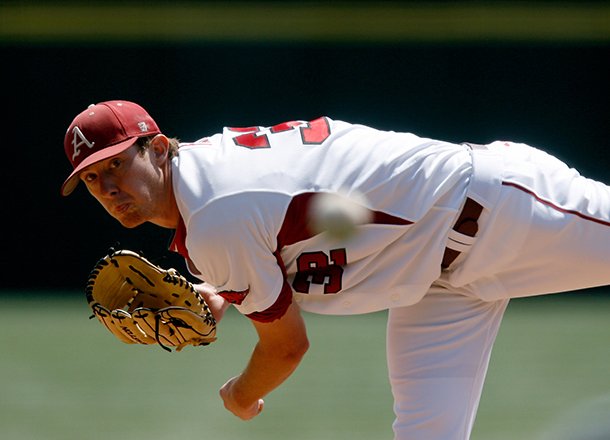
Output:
[{"xmin": 149, "ymin": 134, "xmax": 170, "ymax": 164}]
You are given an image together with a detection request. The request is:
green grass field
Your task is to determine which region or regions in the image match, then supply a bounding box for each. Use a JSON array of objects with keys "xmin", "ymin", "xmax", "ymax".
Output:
[{"xmin": 1, "ymin": 292, "xmax": 609, "ymax": 440}]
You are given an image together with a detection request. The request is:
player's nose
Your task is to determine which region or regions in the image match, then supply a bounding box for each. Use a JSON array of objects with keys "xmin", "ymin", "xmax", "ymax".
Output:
[{"xmin": 98, "ymin": 174, "xmax": 120, "ymax": 198}]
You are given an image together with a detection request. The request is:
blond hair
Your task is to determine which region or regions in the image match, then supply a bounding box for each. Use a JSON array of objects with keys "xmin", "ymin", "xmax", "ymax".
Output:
[{"xmin": 136, "ymin": 136, "xmax": 181, "ymax": 159}]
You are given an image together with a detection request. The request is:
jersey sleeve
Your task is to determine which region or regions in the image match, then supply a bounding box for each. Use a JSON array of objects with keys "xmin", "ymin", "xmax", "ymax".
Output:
[{"xmin": 184, "ymin": 195, "xmax": 292, "ymax": 322}]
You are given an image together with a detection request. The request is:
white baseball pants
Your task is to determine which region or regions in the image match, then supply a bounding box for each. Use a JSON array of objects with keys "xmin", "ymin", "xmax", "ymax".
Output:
[
  {"xmin": 386, "ymin": 141, "xmax": 610, "ymax": 439},
  {"xmin": 387, "ymin": 291, "xmax": 508, "ymax": 439}
]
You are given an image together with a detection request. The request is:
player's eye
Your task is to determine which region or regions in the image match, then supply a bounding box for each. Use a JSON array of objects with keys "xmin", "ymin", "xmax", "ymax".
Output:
[
  {"xmin": 109, "ymin": 158, "xmax": 122, "ymax": 169},
  {"xmin": 81, "ymin": 172, "xmax": 97, "ymax": 183}
]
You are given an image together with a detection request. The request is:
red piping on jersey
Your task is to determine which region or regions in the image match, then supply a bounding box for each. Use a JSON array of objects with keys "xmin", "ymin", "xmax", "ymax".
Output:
[
  {"xmin": 502, "ymin": 181, "xmax": 610, "ymax": 227},
  {"xmin": 243, "ymin": 192, "xmax": 413, "ymax": 323}
]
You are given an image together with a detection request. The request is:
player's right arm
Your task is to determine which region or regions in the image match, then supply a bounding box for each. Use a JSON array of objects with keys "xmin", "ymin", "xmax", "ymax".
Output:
[
  {"xmin": 219, "ymin": 300, "xmax": 309, "ymax": 420},
  {"xmin": 183, "ymin": 194, "xmax": 310, "ymax": 418}
]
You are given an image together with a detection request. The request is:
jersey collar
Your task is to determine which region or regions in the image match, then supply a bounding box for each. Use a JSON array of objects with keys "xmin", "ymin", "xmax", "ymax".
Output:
[{"xmin": 168, "ymin": 215, "xmax": 189, "ymax": 258}]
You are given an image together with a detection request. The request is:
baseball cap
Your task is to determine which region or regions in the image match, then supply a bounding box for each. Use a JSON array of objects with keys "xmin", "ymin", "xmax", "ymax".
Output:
[{"xmin": 61, "ymin": 100, "xmax": 161, "ymax": 196}]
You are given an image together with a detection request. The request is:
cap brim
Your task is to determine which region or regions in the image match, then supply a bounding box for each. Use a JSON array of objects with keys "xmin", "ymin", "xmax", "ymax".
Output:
[{"xmin": 60, "ymin": 137, "xmax": 139, "ymax": 196}]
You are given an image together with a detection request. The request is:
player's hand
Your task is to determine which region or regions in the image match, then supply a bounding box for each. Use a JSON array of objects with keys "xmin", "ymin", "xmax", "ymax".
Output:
[
  {"xmin": 219, "ymin": 376, "xmax": 265, "ymax": 420},
  {"xmin": 194, "ymin": 282, "xmax": 230, "ymax": 322}
]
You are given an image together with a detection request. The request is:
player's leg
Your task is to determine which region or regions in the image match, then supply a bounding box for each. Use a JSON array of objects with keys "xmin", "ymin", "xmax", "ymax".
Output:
[
  {"xmin": 502, "ymin": 141, "xmax": 610, "ymax": 295},
  {"xmin": 452, "ymin": 141, "xmax": 610, "ymax": 301},
  {"xmin": 386, "ymin": 287, "xmax": 508, "ymax": 440}
]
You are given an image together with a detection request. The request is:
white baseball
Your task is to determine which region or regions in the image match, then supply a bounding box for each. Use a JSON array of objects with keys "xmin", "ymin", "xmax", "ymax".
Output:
[{"xmin": 310, "ymin": 191, "xmax": 372, "ymax": 240}]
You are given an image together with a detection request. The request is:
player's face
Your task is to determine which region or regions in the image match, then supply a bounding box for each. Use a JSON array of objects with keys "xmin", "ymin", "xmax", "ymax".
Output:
[{"xmin": 79, "ymin": 144, "xmax": 171, "ymax": 228}]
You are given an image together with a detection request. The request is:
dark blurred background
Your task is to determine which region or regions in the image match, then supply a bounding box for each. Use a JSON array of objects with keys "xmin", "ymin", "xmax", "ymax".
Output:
[{"xmin": 2, "ymin": 1, "xmax": 609, "ymax": 290}]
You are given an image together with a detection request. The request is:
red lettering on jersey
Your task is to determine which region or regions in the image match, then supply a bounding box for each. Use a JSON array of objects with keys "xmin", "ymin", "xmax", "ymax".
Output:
[
  {"xmin": 270, "ymin": 121, "xmax": 301, "ymax": 133},
  {"xmin": 292, "ymin": 249, "xmax": 347, "ymax": 294},
  {"xmin": 233, "ymin": 131, "xmax": 271, "ymax": 149},
  {"xmin": 230, "ymin": 117, "xmax": 331, "ymax": 150},
  {"xmin": 227, "ymin": 126, "xmax": 261, "ymax": 132},
  {"xmin": 300, "ymin": 117, "xmax": 331, "ymax": 145}
]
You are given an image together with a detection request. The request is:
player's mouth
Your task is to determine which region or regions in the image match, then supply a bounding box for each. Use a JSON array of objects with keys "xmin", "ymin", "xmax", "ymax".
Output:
[{"xmin": 114, "ymin": 203, "xmax": 130, "ymax": 214}]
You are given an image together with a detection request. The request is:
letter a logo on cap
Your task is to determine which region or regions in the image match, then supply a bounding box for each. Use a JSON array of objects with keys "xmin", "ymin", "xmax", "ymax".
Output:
[{"xmin": 71, "ymin": 126, "xmax": 95, "ymax": 161}]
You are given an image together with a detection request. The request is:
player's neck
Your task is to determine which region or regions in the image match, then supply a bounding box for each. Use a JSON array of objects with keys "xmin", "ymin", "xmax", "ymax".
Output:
[{"xmin": 150, "ymin": 176, "xmax": 181, "ymax": 229}]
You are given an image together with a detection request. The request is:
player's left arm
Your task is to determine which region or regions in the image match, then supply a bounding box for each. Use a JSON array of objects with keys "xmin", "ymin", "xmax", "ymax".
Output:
[{"xmin": 219, "ymin": 300, "xmax": 309, "ymax": 420}]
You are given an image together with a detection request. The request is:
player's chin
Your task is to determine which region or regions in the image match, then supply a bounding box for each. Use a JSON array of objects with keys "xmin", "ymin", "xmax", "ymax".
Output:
[{"xmin": 114, "ymin": 213, "xmax": 146, "ymax": 229}]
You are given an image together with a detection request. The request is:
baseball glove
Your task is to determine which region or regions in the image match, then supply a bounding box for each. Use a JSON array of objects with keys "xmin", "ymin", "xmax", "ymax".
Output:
[{"xmin": 86, "ymin": 249, "xmax": 217, "ymax": 352}]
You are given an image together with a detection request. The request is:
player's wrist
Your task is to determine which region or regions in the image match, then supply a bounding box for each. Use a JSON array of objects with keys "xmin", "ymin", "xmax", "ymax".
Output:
[{"xmin": 220, "ymin": 376, "xmax": 264, "ymax": 419}]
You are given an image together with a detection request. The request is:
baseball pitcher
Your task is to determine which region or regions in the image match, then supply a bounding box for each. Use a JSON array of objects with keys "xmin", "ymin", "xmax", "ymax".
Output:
[{"xmin": 62, "ymin": 100, "xmax": 610, "ymax": 439}]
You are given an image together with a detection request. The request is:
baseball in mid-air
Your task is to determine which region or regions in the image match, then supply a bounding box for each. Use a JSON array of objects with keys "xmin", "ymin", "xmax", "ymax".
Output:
[{"xmin": 310, "ymin": 191, "xmax": 372, "ymax": 240}]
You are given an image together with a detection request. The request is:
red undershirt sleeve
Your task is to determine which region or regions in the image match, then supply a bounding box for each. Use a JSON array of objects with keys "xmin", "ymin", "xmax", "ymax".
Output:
[
  {"xmin": 245, "ymin": 249, "xmax": 293, "ymax": 323},
  {"xmin": 245, "ymin": 280, "xmax": 293, "ymax": 323}
]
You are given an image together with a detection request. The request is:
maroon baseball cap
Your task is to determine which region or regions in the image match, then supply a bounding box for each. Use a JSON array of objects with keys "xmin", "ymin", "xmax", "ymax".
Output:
[{"xmin": 61, "ymin": 100, "xmax": 161, "ymax": 196}]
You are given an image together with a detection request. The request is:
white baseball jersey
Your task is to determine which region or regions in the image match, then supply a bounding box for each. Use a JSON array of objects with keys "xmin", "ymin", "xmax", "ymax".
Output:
[
  {"xmin": 169, "ymin": 117, "xmax": 473, "ymax": 321},
  {"xmin": 168, "ymin": 117, "xmax": 610, "ymax": 439}
]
